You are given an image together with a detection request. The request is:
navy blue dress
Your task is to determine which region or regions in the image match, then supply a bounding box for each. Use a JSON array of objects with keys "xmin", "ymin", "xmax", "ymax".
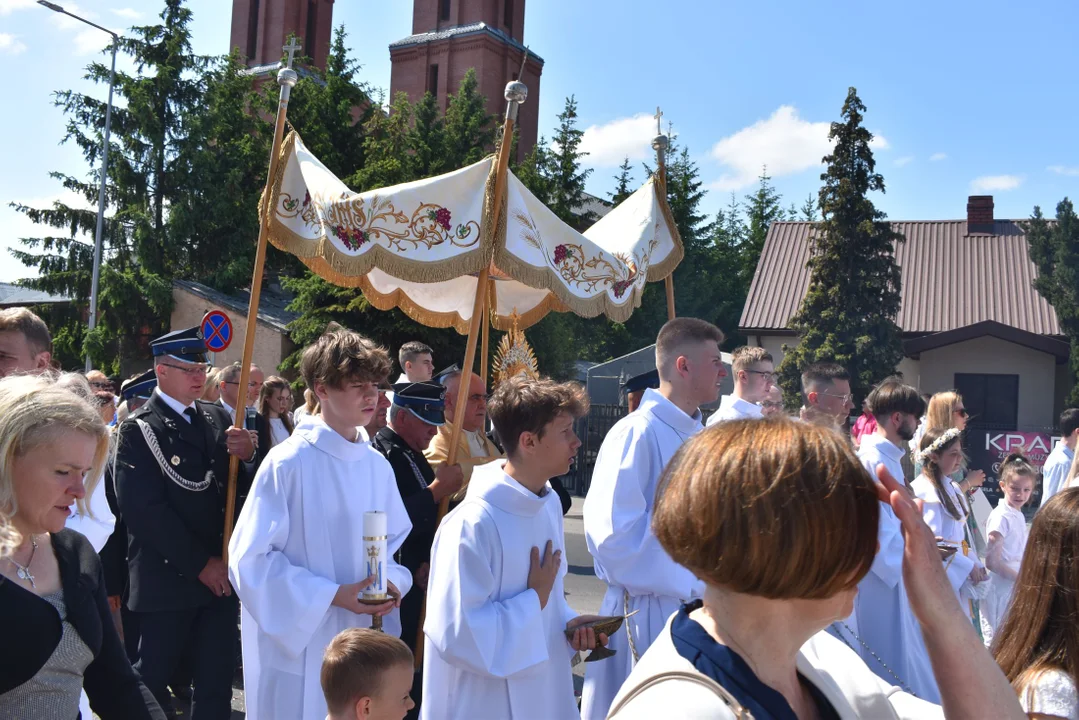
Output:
[{"xmin": 670, "ymin": 601, "xmax": 841, "ymax": 720}]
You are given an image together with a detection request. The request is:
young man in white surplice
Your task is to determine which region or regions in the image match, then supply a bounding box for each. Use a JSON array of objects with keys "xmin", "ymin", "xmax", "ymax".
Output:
[
  {"xmin": 580, "ymin": 318, "xmax": 728, "ymax": 720},
  {"xmin": 847, "ymin": 379, "xmax": 942, "ymax": 703},
  {"xmin": 228, "ymin": 326, "xmax": 413, "ymax": 720},
  {"xmin": 704, "ymin": 345, "xmax": 773, "ymax": 426},
  {"xmin": 421, "ymin": 377, "xmax": 607, "ymax": 720}
]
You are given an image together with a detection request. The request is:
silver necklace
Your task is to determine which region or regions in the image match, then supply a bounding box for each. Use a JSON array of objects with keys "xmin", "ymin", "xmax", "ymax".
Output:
[
  {"xmin": 8, "ymin": 535, "xmax": 38, "ymax": 588},
  {"xmin": 831, "ymin": 622, "xmax": 916, "ymax": 696}
]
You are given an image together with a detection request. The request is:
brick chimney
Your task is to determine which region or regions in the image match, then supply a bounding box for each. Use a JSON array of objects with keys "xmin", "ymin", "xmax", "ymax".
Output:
[{"xmin": 967, "ymin": 195, "xmax": 994, "ymax": 234}]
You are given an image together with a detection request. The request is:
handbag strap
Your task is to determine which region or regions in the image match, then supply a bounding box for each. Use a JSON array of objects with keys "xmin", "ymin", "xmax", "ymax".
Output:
[{"xmin": 608, "ymin": 669, "xmax": 754, "ymax": 719}]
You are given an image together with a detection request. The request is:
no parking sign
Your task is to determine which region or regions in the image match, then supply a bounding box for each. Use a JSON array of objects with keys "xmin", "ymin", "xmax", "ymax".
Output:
[{"xmin": 201, "ymin": 311, "xmax": 233, "ymax": 353}]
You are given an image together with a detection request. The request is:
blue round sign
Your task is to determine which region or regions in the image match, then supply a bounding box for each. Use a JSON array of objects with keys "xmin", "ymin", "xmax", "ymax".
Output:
[{"xmin": 201, "ymin": 311, "xmax": 233, "ymax": 352}]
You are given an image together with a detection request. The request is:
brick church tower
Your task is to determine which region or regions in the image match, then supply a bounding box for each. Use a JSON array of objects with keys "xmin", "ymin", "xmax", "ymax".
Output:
[
  {"xmin": 389, "ymin": 0, "xmax": 544, "ymax": 162},
  {"xmin": 230, "ymin": 0, "xmax": 335, "ymax": 70}
]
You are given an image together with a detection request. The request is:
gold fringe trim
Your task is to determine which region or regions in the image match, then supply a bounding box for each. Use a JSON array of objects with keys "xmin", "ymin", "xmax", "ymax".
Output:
[
  {"xmin": 263, "ymin": 131, "xmax": 494, "ymax": 286},
  {"xmin": 647, "ymin": 176, "xmax": 685, "ymax": 281}
]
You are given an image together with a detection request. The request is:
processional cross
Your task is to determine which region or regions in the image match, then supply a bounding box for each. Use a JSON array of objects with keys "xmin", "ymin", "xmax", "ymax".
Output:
[
  {"xmin": 654, "ymin": 106, "xmax": 663, "ymax": 136},
  {"xmin": 283, "ymin": 37, "xmax": 302, "ymax": 69}
]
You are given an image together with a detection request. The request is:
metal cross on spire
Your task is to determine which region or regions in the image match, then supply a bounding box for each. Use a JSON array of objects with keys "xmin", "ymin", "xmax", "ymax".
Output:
[
  {"xmin": 283, "ymin": 38, "xmax": 302, "ymax": 69},
  {"xmin": 654, "ymin": 106, "xmax": 664, "ymax": 136}
]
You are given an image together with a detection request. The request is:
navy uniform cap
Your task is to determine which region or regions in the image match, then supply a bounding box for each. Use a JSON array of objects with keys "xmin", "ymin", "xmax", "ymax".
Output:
[
  {"xmin": 392, "ymin": 382, "xmax": 446, "ymax": 426},
  {"xmin": 621, "ymin": 368, "xmax": 659, "ymax": 394},
  {"xmin": 151, "ymin": 327, "xmax": 209, "ymax": 364},
  {"xmin": 434, "ymin": 363, "xmax": 460, "ymax": 385},
  {"xmin": 120, "ymin": 368, "xmax": 157, "ymax": 401}
]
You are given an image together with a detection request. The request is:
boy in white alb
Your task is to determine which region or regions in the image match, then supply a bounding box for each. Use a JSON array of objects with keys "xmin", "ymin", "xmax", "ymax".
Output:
[
  {"xmin": 705, "ymin": 345, "xmax": 772, "ymax": 426},
  {"xmin": 422, "ymin": 377, "xmax": 606, "ymax": 720},
  {"xmin": 582, "ymin": 318, "xmax": 727, "ymax": 720},
  {"xmin": 228, "ymin": 327, "xmax": 413, "ymax": 720}
]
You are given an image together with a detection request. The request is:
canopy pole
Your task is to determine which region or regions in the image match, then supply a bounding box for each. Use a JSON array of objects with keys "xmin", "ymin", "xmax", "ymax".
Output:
[
  {"xmin": 653, "ymin": 107, "xmax": 675, "ymax": 322},
  {"xmin": 480, "ymin": 293, "xmax": 490, "ymax": 386},
  {"xmin": 222, "ymin": 41, "xmax": 302, "ymax": 561},
  {"xmin": 415, "ymin": 78, "xmax": 527, "ymax": 669}
]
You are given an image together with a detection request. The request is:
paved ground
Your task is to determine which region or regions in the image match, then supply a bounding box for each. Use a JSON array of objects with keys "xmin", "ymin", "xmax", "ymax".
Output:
[{"xmin": 157, "ymin": 497, "xmax": 604, "ymax": 718}]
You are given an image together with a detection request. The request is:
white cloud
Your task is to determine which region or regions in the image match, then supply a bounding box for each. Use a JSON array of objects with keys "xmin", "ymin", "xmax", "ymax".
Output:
[
  {"xmin": 970, "ymin": 174, "xmax": 1022, "ymax": 192},
  {"xmin": 578, "ymin": 113, "xmax": 658, "ymax": 168},
  {"xmin": 73, "ymin": 27, "xmax": 112, "ymax": 55},
  {"xmin": 895, "ymin": 156, "xmax": 914, "ymax": 167},
  {"xmin": 0, "ymin": 0, "xmax": 36, "ymax": 16},
  {"xmin": 929, "ymin": 152, "xmax": 947, "ymax": 162},
  {"xmin": 1048, "ymin": 165, "xmax": 1079, "ymax": 177},
  {"xmin": 110, "ymin": 8, "xmax": 141, "ymax": 19},
  {"xmin": 0, "ymin": 32, "xmax": 27, "ymax": 55},
  {"xmin": 707, "ymin": 106, "xmax": 834, "ymax": 191},
  {"xmin": 869, "ymin": 133, "xmax": 889, "ymax": 150}
]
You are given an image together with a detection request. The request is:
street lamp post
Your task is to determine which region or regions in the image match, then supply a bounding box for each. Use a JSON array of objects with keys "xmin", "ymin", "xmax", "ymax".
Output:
[{"xmin": 38, "ymin": 1, "xmax": 118, "ymax": 372}]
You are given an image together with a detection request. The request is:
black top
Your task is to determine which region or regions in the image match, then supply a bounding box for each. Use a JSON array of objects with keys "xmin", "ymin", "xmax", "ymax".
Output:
[
  {"xmin": 0, "ymin": 529, "xmax": 165, "ymax": 718},
  {"xmin": 372, "ymin": 427, "xmax": 438, "ymax": 573},
  {"xmin": 114, "ymin": 393, "xmax": 248, "ymax": 612},
  {"xmin": 98, "ymin": 462, "xmax": 128, "ymax": 597},
  {"xmin": 670, "ymin": 601, "xmax": 840, "ymax": 720}
]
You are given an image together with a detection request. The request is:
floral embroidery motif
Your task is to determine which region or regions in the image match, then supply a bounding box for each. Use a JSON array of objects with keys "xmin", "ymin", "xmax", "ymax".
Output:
[
  {"xmin": 276, "ymin": 189, "xmax": 479, "ymax": 252},
  {"xmin": 516, "ymin": 211, "xmax": 645, "ymax": 298}
]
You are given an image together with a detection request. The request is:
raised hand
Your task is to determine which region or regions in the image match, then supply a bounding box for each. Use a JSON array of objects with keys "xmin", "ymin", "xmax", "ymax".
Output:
[{"xmin": 527, "ymin": 540, "xmax": 561, "ymax": 610}]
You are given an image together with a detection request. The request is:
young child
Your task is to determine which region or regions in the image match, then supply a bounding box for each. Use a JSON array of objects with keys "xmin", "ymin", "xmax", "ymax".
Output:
[
  {"xmin": 422, "ymin": 376, "xmax": 608, "ymax": 720},
  {"xmin": 911, "ymin": 427, "xmax": 988, "ymax": 623},
  {"xmin": 983, "ymin": 453, "xmax": 1036, "ymax": 638},
  {"xmin": 321, "ymin": 629, "xmax": 416, "ymax": 720}
]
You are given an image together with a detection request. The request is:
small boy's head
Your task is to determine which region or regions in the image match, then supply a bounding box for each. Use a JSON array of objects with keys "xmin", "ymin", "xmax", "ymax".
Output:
[
  {"xmin": 321, "ymin": 629, "xmax": 414, "ymax": 720},
  {"xmin": 487, "ymin": 376, "xmax": 589, "ymax": 477}
]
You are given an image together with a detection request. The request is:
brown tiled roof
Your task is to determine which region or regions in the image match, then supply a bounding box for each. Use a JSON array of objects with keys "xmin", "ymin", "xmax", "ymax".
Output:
[{"xmin": 739, "ymin": 220, "xmax": 1062, "ymax": 336}]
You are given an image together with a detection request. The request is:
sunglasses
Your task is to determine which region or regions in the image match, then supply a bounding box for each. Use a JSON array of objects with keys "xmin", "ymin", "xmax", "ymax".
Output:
[{"xmin": 955, "ymin": 408, "xmax": 969, "ymax": 417}]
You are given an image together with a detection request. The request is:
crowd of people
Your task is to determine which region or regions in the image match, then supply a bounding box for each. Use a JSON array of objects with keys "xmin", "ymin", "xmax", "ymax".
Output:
[{"xmin": 1, "ymin": 305, "xmax": 1078, "ymax": 720}]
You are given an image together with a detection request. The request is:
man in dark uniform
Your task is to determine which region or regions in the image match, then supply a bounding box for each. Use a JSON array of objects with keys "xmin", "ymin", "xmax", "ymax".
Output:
[
  {"xmin": 371, "ymin": 383, "xmax": 463, "ymax": 645},
  {"xmin": 115, "ymin": 328, "xmax": 255, "ymax": 719},
  {"xmin": 101, "ymin": 368, "xmax": 157, "ymax": 663}
]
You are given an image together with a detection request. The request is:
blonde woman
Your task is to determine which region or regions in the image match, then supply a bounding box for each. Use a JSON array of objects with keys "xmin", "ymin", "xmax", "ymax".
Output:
[
  {"xmin": 200, "ymin": 367, "xmax": 222, "ymax": 403},
  {"xmin": 0, "ymin": 375, "xmax": 163, "ymax": 718}
]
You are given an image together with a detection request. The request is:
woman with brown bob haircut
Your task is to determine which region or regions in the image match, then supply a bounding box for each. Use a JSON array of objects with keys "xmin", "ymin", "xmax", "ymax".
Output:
[
  {"xmin": 609, "ymin": 418, "xmax": 1025, "ymax": 720},
  {"xmin": 992, "ymin": 487, "xmax": 1079, "ymax": 718}
]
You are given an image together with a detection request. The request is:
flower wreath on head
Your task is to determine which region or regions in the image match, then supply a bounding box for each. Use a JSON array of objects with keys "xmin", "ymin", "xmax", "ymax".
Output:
[{"xmin": 914, "ymin": 426, "xmax": 963, "ymax": 466}]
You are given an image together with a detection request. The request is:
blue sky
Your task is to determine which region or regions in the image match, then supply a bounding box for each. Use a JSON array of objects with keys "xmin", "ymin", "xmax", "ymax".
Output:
[{"xmin": 1, "ymin": 0, "xmax": 1076, "ymax": 282}]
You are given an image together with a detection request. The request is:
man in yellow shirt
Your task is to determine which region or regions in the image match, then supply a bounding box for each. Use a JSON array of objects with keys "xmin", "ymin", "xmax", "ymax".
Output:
[{"xmin": 425, "ymin": 370, "xmax": 503, "ymax": 503}]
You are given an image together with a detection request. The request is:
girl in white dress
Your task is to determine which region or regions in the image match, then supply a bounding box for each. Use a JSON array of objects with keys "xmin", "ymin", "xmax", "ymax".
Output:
[
  {"xmin": 993, "ymin": 488, "xmax": 1079, "ymax": 719},
  {"xmin": 257, "ymin": 375, "xmax": 295, "ymax": 447},
  {"xmin": 983, "ymin": 454, "xmax": 1035, "ymax": 637},
  {"xmin": 912, "ymin": 427, "xmax": 988, "ymax": 622}
]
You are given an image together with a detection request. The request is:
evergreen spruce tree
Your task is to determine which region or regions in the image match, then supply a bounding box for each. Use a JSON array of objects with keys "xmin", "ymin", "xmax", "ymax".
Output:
[
  {"xmin": 610, "ymin": 157, "xmax": 635, "ymax": 205},
  {"xmin": 776, "ymin": 87, "xmax": 906, "ymax": 405},
  {"xmin": 742, "ymin": 167, "xmax": 785, "ymax": 286},
  {"xmin": 11, "ymin": 0, "xmax": 209, "ymax": 370},
  {"xmin": 1025, "ymin": 198, "xmax": 1079, "ymax": 405},
  {"xmin": 442, "ymin": 69, "xmax": 495, "ymax": 168},
  {"xmin": 514, "ymin": 136, "xmax": 555, "ymax": 206},
  {"xmin": 409, "ymin": 91, "xmax": 446, "ymax": 177},
  {"xmin": 800, "ymin": 193, "xmax": 818, "ymax": 222},
  {"xmin": 547, "ymin": 96, "xmax": 596, "ymax": 228}
]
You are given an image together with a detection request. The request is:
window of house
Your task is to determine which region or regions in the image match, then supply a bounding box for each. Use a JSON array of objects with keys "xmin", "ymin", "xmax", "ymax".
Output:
[
  {"xmin": 246, "ymin": 0, "xmax": 260, "ymax": 61},
  {"xmin": 440, "ymin": 0, "xmax": 451, "ymax": 22},
  {"xmin": 305, "ymin": 1, "xmax": 318, "ymax": 60},
  {"xmin": 428, "ymin": 64, "xmax": 439, "ymax": 95},
  {"xmin": 505, "ymin": 0, "xmax": 514, "ymax": 28}
]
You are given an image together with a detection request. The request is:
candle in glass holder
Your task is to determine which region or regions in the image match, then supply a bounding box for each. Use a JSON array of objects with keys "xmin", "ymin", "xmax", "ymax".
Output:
[{"xmin": 362, "ymin": 511, "xmax": 388, "ymax": 600}]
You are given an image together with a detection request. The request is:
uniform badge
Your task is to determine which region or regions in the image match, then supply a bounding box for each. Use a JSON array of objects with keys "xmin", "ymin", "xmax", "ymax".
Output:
[{"xmin": 171, "ymin": 455, "xmax": 181, "ymax": 466}]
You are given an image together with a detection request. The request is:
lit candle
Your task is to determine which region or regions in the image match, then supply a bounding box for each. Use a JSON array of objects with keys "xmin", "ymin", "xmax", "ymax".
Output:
[{"xmin": 362, "ymin": 511, "xmax": 388, "ymax": 599}]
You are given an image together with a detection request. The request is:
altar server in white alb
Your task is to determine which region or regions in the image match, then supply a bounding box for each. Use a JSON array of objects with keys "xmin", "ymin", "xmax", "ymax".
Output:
[
  {"xmin": 851, "ymin": 379, "xmax": 941, "ymax": 703},
  {"xmin": 581, "ymin": 318, "xmax": 727, "ymax": 720},
  {"xmin": 228, "ymin": 326, "xmax": 413, "ymax": 720},
  {"xmin": 704, "ymin": 345, "xmax": 772, "ymax": 426},
  {"xmin": 422, "ymin": 377, "xmax": 607, "ymax": 720}
]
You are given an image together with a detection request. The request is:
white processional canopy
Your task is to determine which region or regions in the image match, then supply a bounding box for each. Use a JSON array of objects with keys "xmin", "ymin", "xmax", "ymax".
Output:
[{"xmin": 266, "ymin": 131, "xmax": 683, "ymax": 332}]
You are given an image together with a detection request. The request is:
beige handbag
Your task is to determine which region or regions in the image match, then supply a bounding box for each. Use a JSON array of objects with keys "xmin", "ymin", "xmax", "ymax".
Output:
[{"xmin": 607, "ymin": 670, "xmax": 755, "ymax": 719}]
